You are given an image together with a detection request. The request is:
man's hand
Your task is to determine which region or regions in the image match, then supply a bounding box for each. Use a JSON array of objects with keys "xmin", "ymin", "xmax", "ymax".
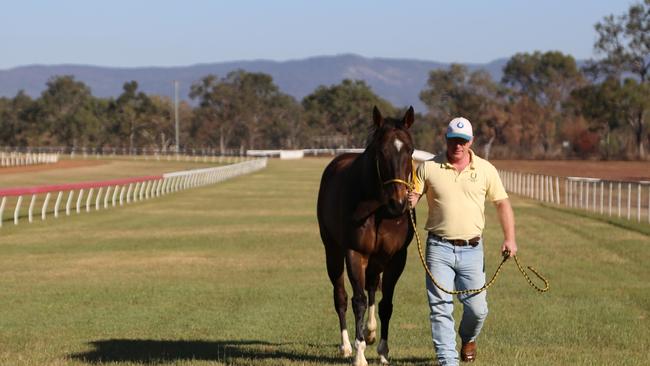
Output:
[
  {"xmin": 501, "ymin": 239, "xmax": 517, "ymax": 258},
  {"xmin": 408, "ymin": 192, "xmax": 421, "ymax": 208}
]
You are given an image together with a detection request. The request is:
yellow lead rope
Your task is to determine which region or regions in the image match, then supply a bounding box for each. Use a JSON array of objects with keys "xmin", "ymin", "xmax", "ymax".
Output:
[
  {"xmin": 408, "ymin": 208, "xmax": 549, "ymax": 294},
  {"xmin": 379, "ymin": 157, "xmax": 549, "ymax": 294}
]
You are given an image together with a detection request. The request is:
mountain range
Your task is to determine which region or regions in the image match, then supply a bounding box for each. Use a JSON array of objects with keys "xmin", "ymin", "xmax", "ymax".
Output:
[{"xmin": 0, "ymin": 54, "xmax": 510, "ymax": 112}]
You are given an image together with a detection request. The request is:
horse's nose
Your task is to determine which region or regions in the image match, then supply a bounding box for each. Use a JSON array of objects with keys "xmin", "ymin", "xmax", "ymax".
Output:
[{"xmin": 387, "ymin": 198, "xmax": 407, "ymax": 215}]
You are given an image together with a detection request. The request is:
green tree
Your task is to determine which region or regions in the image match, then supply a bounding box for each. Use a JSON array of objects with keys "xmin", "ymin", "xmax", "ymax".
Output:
[
  {"xmin": 502, "ymin": 51, "xmax": 585, "ymax": 156},
  {"xmin": 0, "ymin": 91, "xmax": 36, "ymax": 146},
  {"xmin": 224, "ymin": 70, "xmax": 295, "ymax": 150},
  {"xmin": 260, "ymin": 93, "xmax": 305, "ymax": 149},
  {"xmin": 36, "ymin": 75, "xmax": 101, "ymax": 148},
  {"xmin": 420, "ymin": 64, "xmax": 506, "ymax": 159},
  {"xmin": 148, "ymin": 95, "xmax": 184, "ymax": 152},
  {"xmin": 570, "ymin": 77, "xmax": 627, "ymax": 158},
  {"xmin": 302, "ymin": 79, "xmax": 395, "ymax": 148},
  {"xmin": 110, "ymin": 81, "xmax": 158, "ymax": 152},
  {"xmin": 190, "ymin": 74, "xmax": 237, "ymax": 154},
  {"xmin": 590, "ymin": 0, "xmax": 650, "ymax": 158}
]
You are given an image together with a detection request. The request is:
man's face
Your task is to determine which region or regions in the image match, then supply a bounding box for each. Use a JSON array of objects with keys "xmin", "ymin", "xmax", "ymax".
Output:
[{"xmin": 446, "ymin": 137, "xmax": 473, "ymax": 162}]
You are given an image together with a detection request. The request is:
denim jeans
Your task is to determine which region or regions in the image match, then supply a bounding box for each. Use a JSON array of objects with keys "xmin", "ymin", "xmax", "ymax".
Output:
[{"xmin": 425, "ymin": 233, "xmax": 488, "ymax": 366}]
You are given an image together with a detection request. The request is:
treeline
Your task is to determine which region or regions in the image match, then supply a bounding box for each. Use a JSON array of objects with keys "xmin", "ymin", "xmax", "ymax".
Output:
[{"xmin": 0, "ymin": 1, "xmax": 648, "ymax": 159}]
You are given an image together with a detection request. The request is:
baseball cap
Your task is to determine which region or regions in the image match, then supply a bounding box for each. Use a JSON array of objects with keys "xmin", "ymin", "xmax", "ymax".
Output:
[{"xmin": 446, "ymin": 117, "xmax": 473, "ymax": 141}]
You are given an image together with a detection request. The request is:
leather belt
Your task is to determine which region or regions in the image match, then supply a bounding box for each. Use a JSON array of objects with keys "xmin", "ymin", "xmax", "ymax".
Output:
[{"xmin": 429, "ymin": 233, "xmax": 481, "ymax": 247}]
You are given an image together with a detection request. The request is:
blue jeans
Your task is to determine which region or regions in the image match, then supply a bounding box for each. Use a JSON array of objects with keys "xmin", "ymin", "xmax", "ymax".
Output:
[{"xmin": 425, "ymin": 234, "xmax": 488, "ymax": 366}]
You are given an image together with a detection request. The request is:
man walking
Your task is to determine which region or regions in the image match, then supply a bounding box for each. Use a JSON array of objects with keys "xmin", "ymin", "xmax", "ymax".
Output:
[{"xmin": 408, "ymin": 117, "xmax": 517, "ymax": 365}]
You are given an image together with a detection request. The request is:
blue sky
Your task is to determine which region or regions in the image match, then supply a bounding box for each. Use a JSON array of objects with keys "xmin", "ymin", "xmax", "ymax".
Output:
[{"xmin": 0, "ymin": 0, "xmax": 635, "ymax": 69}]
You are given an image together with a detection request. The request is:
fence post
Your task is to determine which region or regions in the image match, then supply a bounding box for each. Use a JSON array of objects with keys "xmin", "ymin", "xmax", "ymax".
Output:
[
  {"xmin": 14, "ymin": 195, "xmax": 23, "ymax": 225},
  {"xmin": 66, "ymin": 191, "xmax": 74, "ymax": 216},
  {"xmin": 104, "ymin": 186, "xmax": 111, "ymax": 209},
  {"xmin": 608, "ymin": 182, "xmax": 612, "ymax": 216},
  {"xmin": 77, "ymin": 189, "xmax": 84, "ymax": 214},
  {"xmin": 28, "ymin": 194, "xmax": 36, "ymax": 223},
  {"xmin": 637, "ymin": 183, "xmax": 641, "ymax": 222},
  {"xmin": 95, "ymin": 187, "xmax": 103, "ymax": 211},
  {"xmin": 120, "ymin": 185, "xmax": 127, "ymax": 205},
  {"xmin": 600, "ymin": 181, "xmax": 604, "ymax": 214},
  {"xmin": 579, "ymin": 181, "xmax": 584, "ymax": 209},
  {"xmin": 0, "ymin": 196, "xmax": 6, "ymax": 227},
  {"xmin": 618, "ymin": 183, "xmax": 622, "ymax": 218},
  {"xmin": 112, "ymin": 185, "xmax": 119, "ymax": 207},
  {"xmin": 54, "ymin": 191, "xmax": 63, "ymax": 218},
  {"xmin": 126, "ymin": 184, "xmax": 133, "ymax": 204},
  {"xmin": 42, "ymin": 192, "xmax": 51, "ymax": 220},
  {"xmin": 627, "ymin": 183, "xmax": 631, "ymax": 220},
  {"xmin": 86, "ymin": 188, "xmax": 94, "ymax": 213}
]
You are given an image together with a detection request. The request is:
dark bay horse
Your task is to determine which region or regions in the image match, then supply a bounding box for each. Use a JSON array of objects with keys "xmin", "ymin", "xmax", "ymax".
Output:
[{"xmin": 317, "ymin": 106, "xmax": 415, "ymax": 366}]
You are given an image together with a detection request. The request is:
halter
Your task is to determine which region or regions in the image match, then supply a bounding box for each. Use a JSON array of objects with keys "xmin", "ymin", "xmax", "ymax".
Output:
[{"xmin": 376, "ymin": 159, "xmax": 415, "ymax": 191}]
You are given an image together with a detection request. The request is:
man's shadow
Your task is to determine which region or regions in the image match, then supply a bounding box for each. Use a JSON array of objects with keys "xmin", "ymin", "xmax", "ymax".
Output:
[{"xmin": 69, "ymin": 338, "xmax": 431, "ymax": 365}]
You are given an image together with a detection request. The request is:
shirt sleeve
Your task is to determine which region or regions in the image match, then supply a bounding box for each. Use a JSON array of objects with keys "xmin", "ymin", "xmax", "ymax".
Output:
[
  {"xmin": 413, "ymin": 161, "xmax": 426, "ymax": 195},
  {"xmin": 486, "ymin": 164, "xmax": 508, "ymax": 202}
]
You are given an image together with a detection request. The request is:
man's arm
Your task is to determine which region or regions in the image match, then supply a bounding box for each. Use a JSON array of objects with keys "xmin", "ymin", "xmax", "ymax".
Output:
[{"xmin": 495, "ymin": 198, "xmax": 517, "ymax": 257}]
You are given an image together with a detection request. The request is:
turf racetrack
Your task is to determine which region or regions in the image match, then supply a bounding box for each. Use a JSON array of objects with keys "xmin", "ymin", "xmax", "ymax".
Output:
[{"xmin": 0, "ymin": 158, "xmax": 648, "ymax": 365}]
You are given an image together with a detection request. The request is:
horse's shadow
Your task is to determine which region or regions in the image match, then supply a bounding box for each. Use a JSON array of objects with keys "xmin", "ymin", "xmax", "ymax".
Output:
[{"xmin": 69, "ymin": 338, "xmax": 431, "ymax": 365}]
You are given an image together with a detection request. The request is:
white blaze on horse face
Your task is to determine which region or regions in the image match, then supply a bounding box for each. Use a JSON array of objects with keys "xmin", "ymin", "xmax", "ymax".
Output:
[{"xmin": 393, "ymin": 138, "xmax": 404, "ymax": 152}]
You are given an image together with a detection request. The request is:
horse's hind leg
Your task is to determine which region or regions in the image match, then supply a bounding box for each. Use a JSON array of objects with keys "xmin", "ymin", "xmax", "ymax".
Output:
[
  {"xmin": 377, "ymin": 247, "xmax": 408, "ymax": 365},
  {"xmin": 325, "ymin": 243, "xmax": 352, "ymax": 357}
]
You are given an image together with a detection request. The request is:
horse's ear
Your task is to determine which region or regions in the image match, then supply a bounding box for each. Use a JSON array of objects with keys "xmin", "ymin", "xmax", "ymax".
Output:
[
  {"xmin": 373, "ymin": 106, "xmax": 383, "ymax": 127},
  {"xmin": 402, "ymin": 106, "xmax": 415, "ymax": 129}
]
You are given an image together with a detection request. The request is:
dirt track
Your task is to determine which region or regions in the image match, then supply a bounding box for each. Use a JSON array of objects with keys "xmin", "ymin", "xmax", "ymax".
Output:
[{"xmin": 491, "ymin": 160, "xmax": 650, "ymax": 181}]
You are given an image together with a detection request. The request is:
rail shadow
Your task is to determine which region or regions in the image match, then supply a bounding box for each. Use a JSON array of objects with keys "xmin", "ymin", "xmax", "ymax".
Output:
[{"xmin": 69, "ymin": 338, "xmax": 432, "ymax": 365}]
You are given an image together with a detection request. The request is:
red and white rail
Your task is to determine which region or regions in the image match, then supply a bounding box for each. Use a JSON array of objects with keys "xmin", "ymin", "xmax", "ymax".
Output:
[{"xmin": 0, "ymin": 158, "xmax": 267, "ymax": 227}]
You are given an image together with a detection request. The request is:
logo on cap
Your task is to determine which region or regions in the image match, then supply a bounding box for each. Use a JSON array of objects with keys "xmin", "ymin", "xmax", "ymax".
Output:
[{"xmin": 457, "ymin": 122, "xmax": 464, "ymax": 128}]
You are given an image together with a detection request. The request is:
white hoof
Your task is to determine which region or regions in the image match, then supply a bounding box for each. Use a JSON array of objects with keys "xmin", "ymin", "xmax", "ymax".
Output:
[
  {"xmin": 340, "ymin": 329, "xmax": 353, "ymax": 357},
  {"xmin": 377, "ymin": 339, "xmax": 389, "ymax": 365},
  {"xmin": 340, "ymin": 344, "xmax": 353, "ymax": 358},
  {"xmin": 353, "ymin": 339, "xmax": 368, "ymax": 366}
]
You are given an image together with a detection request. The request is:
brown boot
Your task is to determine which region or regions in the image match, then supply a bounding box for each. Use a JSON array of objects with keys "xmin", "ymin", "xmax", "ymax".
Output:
[{"xmin": 460, "ymin": 341, "xmax": 476, "ymax": 362}]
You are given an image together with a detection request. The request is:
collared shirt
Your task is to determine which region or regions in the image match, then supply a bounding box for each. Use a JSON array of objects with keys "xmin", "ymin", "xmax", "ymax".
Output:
[{"xmin": 413, "ymin": 150, "xmax": 508, "ymax": 240}]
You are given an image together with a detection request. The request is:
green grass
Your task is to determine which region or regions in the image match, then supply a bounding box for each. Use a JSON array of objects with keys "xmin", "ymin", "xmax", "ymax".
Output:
[{"xmin": 0, "ymin": 158, "xmax": 648, "ymax": 365}]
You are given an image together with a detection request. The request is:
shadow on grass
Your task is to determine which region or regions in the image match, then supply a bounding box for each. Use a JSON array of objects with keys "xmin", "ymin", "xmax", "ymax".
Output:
[{"xmin": 69, "ymin": 339, "xmax": 432, "ymax": 365}]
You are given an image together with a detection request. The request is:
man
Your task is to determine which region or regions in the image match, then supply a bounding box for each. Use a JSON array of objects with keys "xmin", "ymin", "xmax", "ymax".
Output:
[{"xmin": 408, "ymin": 117, "xmax": 517, "ymax": 365}]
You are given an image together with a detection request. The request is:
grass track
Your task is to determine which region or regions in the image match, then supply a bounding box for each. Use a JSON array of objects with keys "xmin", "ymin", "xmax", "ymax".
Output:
[{"xmin": 0, "ymin": 158, "xmax": 648, "ymax": 365}]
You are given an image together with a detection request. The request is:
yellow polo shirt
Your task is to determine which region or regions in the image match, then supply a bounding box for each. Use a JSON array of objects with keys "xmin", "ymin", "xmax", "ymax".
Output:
[{"xmin": 414, "ymin": 150, "xmax": 508, "ymax": 240}]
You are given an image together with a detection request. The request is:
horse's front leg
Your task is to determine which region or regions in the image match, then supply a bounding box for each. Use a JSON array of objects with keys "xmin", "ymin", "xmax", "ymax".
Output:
[
  {"xmin": 346, "ymin": 250, "xmax": 369, "ymax": 366},
  {"xmin": 365, "ymin": 273, "xmax": 381, "ymax": 345},
  {"xmin": 377, "ymin": 246, "xmax": 408, "ymax": 365}
]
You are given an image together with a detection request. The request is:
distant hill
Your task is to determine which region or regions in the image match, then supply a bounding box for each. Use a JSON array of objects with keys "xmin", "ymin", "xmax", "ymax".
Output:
[{"xmin": 0, "ymin": 54, "xmax": 509, "ymax": 113}]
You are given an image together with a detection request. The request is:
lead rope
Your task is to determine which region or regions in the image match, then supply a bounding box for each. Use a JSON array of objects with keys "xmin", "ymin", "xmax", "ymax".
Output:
[
  {"xmin": 402, "ymin": 165, "xmax": 549, "ymax": 294},
  {"xmin": 408, "ymin": 208, "xmax": 549, "ymax": 294},
  {"xmin": 379, "ymin": 159, "xmax": 549, "ymax": 294}
]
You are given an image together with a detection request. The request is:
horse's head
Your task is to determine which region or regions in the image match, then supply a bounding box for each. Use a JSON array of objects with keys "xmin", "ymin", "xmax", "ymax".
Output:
[{"xmin": 370, "ymin": 106, "xmax": 415, "ymax": 217}]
